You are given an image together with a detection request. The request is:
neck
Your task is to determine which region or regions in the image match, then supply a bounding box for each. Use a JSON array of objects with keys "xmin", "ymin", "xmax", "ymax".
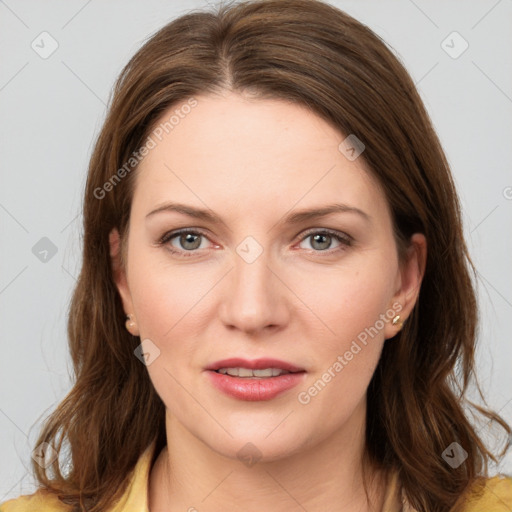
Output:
[{"xmin": 149, "ymin": 404, "xmax": 389, "ymax": 512}]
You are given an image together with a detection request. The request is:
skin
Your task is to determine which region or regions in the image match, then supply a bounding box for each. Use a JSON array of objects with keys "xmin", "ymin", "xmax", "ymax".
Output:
[{"xmin": 110, "ymin": 91, "xmax": 426, "ymax": 512}]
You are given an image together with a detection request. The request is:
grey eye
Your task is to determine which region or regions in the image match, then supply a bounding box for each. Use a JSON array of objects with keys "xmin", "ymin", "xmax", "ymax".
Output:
[{"xmin": 173, "ymin": 232, "xmax": 204, "ymax": 251}]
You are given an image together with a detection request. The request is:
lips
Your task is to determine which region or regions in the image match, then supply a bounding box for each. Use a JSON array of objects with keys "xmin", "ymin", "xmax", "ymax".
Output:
[
  {"xmin": 204, "ymin": 357, "xmax": 305, "ymax": 373},
  {"xmin": 204, "ymin": 357, "xmax": 306, "ymax": 401}
]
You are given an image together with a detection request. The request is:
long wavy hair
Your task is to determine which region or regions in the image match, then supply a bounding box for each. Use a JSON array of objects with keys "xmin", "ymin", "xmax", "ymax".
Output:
[{"xmin": 31, "ymin": 1, "xmax": 510, "ymax": 511}]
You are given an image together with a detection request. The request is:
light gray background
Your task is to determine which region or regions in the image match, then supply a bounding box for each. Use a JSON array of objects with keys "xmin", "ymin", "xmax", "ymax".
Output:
[{"xmin": 1, "ymin": 0, "xmax": 511, "ymax": 502}]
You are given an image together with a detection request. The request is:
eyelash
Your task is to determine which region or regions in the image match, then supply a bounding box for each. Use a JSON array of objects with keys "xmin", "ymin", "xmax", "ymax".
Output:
[{"xmin": 157, "ymin": 227, "xmax": 353, "ymax": 258}]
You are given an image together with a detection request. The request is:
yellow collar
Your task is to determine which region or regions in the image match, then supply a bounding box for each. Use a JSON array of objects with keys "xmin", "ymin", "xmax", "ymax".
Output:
[
  {"xmin": 105, "ymin": 441, "xmax": 512, "ymax": 512},
  {"xmin": 110, "ymin": 441, "xmax": 407, "ymax": 512},
  {"xmin": 108, "ymin": 440, "xmax": 157, "ymax": 512}
]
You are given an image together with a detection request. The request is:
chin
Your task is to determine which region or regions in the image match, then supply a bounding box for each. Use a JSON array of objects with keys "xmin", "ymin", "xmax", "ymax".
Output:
[{"xmin": 205, "ymin": 426, "xmax": 312, "ymax": 465}]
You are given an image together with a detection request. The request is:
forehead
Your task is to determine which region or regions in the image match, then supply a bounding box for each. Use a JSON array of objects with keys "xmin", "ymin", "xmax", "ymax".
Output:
[{"xmin": 131, "ymin": 92, "xmax": 388, "ymax": 223}]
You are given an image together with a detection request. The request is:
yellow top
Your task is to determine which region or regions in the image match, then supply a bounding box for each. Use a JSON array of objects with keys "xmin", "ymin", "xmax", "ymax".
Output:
[{"xmin": 1, "ymin": 441, "xmax": 511, "ymax": 512}]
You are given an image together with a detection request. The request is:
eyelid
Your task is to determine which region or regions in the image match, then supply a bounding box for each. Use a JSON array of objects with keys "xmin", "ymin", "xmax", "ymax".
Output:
[
  {"xmin": 159, "ymin": 227, "xmax": 210, "ymax": 244},
  {"xmin": 158, "ymin": 226, "xmax": 353, "ymax": 256},
  {"xmin": 158, "ymin": 227, "xmax": 214, "ymax": 257},
  {"xmin": 296, "ymin": 227, "xmax": 353, "ymax": 245}
]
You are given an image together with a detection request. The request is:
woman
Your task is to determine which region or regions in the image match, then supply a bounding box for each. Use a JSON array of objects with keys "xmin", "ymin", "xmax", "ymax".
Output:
[{"xmin": 2, "ymin": 0, "xmax": 511, "ymax": 511}]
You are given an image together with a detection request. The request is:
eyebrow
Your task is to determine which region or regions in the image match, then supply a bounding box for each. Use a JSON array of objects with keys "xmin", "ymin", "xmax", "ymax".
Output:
[{"xmin": 145, "ymin": 201, "xmax": 371, "ymax": 225}]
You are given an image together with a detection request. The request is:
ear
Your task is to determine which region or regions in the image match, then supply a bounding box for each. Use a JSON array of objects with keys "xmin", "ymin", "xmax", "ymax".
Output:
[
  {"xmin": 384, "ymin": 233, "xmax": 427, "ymax": 339},
  {"xmin": 109, "ymin": 228, "xmax": 139, "ymax": 336}
]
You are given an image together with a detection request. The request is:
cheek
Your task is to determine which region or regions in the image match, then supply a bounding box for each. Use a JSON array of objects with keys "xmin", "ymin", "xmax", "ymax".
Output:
[
  {"xmin": 293, "ymin": 258, "xmax": 394, "ymax": 347},
  {"xmin": 128, "ymin": 248, "xmax": 213, "ymax": 340},
  {"xmin": 128, "ymin": 262, "xmax": 212, "ymax": 412},
  {"xmin": 126, "ymin": 251, "xmax": 225, "ymax": 404},
  {"xmin": 291, "ymin": 256, "xmax": 394, "ymax": 411}
]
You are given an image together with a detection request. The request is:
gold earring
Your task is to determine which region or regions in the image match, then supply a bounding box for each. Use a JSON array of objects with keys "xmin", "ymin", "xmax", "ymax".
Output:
[
  {"xmin": 125, "ymin": 314, "xmax": 137, "ymax": 334},
  {"xmin": 392, "ymin": 315, "xmax": 404, "ymax": 329}
]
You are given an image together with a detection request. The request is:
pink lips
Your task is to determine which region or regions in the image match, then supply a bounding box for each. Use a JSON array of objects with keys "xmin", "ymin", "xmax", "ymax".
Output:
[
  {"xmin": 204, "ymin": 357, "xmax": 306, "ymax": 401},
  {"xmin": 205, "ymin": 357, "xmax": 305, "ymax": 373}
]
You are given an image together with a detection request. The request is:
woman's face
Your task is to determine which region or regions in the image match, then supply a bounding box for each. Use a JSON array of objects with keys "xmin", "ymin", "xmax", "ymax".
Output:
[{"xmin": 111, "ymin": 91, "xmax": 425, "ymax": 462}]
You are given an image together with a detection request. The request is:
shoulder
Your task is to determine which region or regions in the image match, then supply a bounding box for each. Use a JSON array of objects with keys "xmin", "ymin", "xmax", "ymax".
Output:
[
  {"xmin": 0, "ymin": 489, "xmax": 71, "ymax": 512},
  {"xmin": 461, "ymin": 475, "xmax": 512, "ymax": 511},
  {"xmin": 1, "ymin": 440, "xmax": 158, "ymax": 512}
]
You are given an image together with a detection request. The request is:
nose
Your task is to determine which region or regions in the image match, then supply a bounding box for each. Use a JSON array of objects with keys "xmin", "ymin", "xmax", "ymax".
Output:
[{"xmin": 218, "ymin": 247, "xmax": 290, "ymax": 335}]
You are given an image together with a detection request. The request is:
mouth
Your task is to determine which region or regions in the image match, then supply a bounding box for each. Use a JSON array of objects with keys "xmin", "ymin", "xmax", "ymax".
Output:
[
  {"xmin": 204, "ymin": 358, "xmax": 306, "ymax": 401},
  {"xmin": 214, "ymin": 367, "xmax": 296, "ymax": 378},
  {"xmin": 205, "ymin": 357, "xmax": 305, "ymax": 375}
]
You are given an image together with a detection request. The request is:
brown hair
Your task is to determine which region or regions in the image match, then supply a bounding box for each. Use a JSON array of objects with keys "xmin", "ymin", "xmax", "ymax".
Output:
[{"xmin": 31, "ymin": 1, "xmax": 510, "ymax": 511}]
